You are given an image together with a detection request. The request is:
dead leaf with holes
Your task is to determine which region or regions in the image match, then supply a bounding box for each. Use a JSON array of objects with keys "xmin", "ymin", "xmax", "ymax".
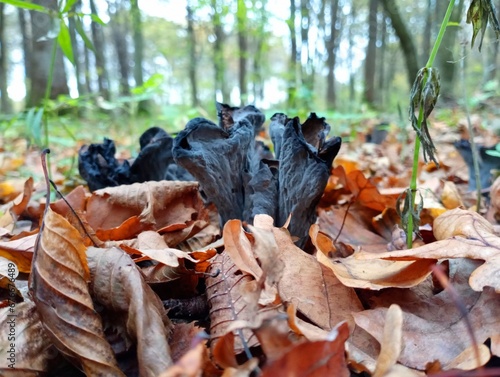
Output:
[{"xmin": 30, "ymin": 207, "xmax": 124, "ymax": 375}]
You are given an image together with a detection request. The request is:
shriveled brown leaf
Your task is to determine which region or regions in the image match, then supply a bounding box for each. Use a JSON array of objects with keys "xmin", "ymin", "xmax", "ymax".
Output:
[
  {"xmin": 260, "ymin": 321, "xmax": 350, "ymax": 377},
  {"xmin": 441, "ymin": 181, "xmax": 464, "ymax": 209},
  {"xmin": 373, "ymin": 304, "xmax": 403, "ymax": 377},
  {"xmin": 0, "ymin": 234, "xmax": 36, "ymax": 273},
  {"xmin": 86, "ymin": 181, "xmax": 208, "ymax": 238},
  {"xmin": 353, "ymin": 260, "xmax": 499, "ymax": 370},
  {"xmin": 254, "ymin": 215, "xmax": 363, "ymax": 331},
  {"xmin": 87, "ymin": 246, "xmax": 173, "ymax": 376},
  {"xmin": 359, "ymin": 208, "xmax": 500, "ymax": 292},
  {"xmin": 0, "ymin": 302, "xmax": 55, "ymax": 374},
  {"xmin": 0, "ymin": 178, "xmax": 33, "ymax": 230},
  {"xmin": 31, "ymin": 208, "xmax": 123, "ymax": 375},
  {"xmin": 158, "ymin": 338, "xmax": 207, "ymax": 377}
]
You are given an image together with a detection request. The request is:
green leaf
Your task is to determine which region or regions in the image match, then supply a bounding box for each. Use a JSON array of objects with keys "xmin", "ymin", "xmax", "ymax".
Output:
[
  {"xmin": 74, "ymin": 16, "xmax": 95, "ymax": 52},
  {"xmin": 0, "ymin": 0, "xmax": 49, "ymax": 13},
  {"xmin": 57, "ymin": 21, "xmax": 74, "ymax": 65},
  {"xmin": 90, "ymin": 13, "xmax": 105, "ymax": 25},
  {"xmin": 26, "ymin": 107, "xmax": 44, "ymax": 147},
  {"xmin": 62, "ymin": 0, "xmax": 78, "ymax": 13}
]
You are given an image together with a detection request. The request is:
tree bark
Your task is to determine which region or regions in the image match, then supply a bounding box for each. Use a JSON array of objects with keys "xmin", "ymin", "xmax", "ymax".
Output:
[
  {"xmin": 348, "ymin": 3, "xmax": 357, "ymax": 107},
  {"xmin": 377, "ymin": 13, "xmax": 387, "ymax": 107},
  {"xmin": 0, "ymin": 3, "xmax": 12, "ymax": 113},
  {"xmin": 326, "ymin": 0, "xmax": 340, "ymax": 109},
  {"xmin": 186, "ymin": 2, "xmax": 199, "ymax": 107},
  {"xmin": 108, "ymin": 0, "xmax": 130, "ymax": 95},
  {"xmin": 28, "ymin": 0, "xmax": 69, "ymax": 107},
  {"xmin": 237, "ymin": 0, "xmax": 248, "ymax": 104},
  {"xmin": 421, "ymin": 0, "xmax": 434, "ymax": 65},
  {"xmin": 364, "ymin": 0, "xmax": 378, "ymax": 105},
  {"xmin": 252, "ymin": 0, "xmax": 267, "ymax": 103},
  {"xmin": 380, "ymin": 0, "xmax": 419, "ymax": 87},
  {"xmin": 89, "ymin": 0, "xmax": 110, "ymax": 100}
]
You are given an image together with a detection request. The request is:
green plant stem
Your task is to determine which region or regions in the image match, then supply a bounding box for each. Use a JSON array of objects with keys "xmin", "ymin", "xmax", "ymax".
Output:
[
  {"xmin": 407, "ymin": 0, "xmax": 456, "ymax": 249},
  {"xmin": 42, "ymin": 35, "xmax": 58, "ymax": 177}
]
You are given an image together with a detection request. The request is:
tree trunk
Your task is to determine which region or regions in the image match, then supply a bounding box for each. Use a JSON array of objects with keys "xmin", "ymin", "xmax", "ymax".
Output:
[
  {"xmin": 326, "ymin": 0, "xmax": 340, "ymax": 110},
  {"xmin": 186, "ymin": 2, "xmax": 199, "ymax": 107},
  {"xmin": 18, "ymin": 8, "xmax": 32, "ymax": 102},
  {"xmin": 421, "ymin": 0, "xmax": 434, "ymax": 65},
  {"xmin": 287, "ymin": 0, "xmax": 298, "ymax": 108},
  {"xmin": 0, "ymin": 3, "xmax": 12, "ymax": 113},
  {"xmin": 69, "ymin": 0, "xmax": 87, "ymax": 96},
  {"xmin": 131, "ymin": 0, "xmax": 149, "ymax": 112},
  {"xmin": 435, "ymin": 0, "xmax": 465, "ymax": 99},
  {"xmin": 237, "ymin": 0, "xmax": 248, "ymax": 104},
  {"xmin": 377, "ymin": 14, "xmax": 387, "ymax": 107},
  {"xmin": 380, "ymin": 0, "xmax": 419, "ymax": 87},
  {"xmin": 300, "ymin": 0, "xmax": 313, "ymax": 107},
  {"xmin": 89, "ymin": 0, "xmax": 110, "ymax": 100},
  {"xmin": 348, "ymin": 3, "xmax": 357, "ymax": 107},
  {"xmin": 28, "ymin": 0, "xmax": 69, "ymax": 107},
  {"xmin": 212, "ymin": 0, "xmax": 229, "ymax": 102},
  {"xmin": 364, "ymin": 0, "xmax": 378, "ymax": 106},
  {"xmin": 108, "ymin": 0, "xmax": 130, "ymax": 95},
  {"xmin": 252, "ymin": 0, "xmax": 267, "ymax": 103}
]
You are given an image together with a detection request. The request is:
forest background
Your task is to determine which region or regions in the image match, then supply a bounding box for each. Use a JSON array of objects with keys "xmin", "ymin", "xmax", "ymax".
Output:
[{"xmin": 0, "ymin": 0, "xmax": 499, "ymax": 174}]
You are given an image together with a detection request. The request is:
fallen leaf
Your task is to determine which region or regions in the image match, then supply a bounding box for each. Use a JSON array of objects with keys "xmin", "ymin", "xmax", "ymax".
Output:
[
  {"xmin": 0, "ymin": 301, "xmax": 55, "ymax": 373},
  {"xmin": 87, "ymin": 246, "xmax": 173, "ymax": 376},
  {"xmin": 373, "ymin": 304, "xmax": 403, "ymax": 377},
  {"xmin": 31, "ymin": 208, "xmax": 123, "ymax": 375}
]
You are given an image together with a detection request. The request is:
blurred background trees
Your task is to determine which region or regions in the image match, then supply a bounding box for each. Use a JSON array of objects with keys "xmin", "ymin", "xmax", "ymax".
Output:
[{"xmin": 0, "ymin": 0, "xmax": 499, "ymax": 119}]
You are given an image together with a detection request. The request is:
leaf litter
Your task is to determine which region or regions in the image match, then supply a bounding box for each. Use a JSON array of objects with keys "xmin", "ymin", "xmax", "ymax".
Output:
[{"xmin": 0, "ymin": 104, "xmax": 498, "ymax": 376}]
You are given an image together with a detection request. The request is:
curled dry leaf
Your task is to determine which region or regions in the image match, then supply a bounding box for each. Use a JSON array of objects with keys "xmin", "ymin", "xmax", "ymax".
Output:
[
  {"xmin": 359, "ymin": 208, "xmax": 500, "ymax": 292},
  {"xmin": 0, "ymin": 301, "xmax": 55, "ymax": 374},
  {"xmin": 30, "ymin": 208, "xmax": 123, "ymax": 375},
  {"xmin": 87, "ymin": 246, "xmax": 173, "ymax": 376},
  {"xmin": 260, "ymin": 321, "xmax": 350, "ymax": 377},
  {"xmin": 86, "ymin": 181, "xmax": 208, "ymax": 241},
  {"xmin": 0, "ymin": 234, "xmax": 35, "ymax": 273},
  {"xmin": 373, "ymin": 304, "xmax": 403, "ymax": 377},
  {"xmin": 0, "ymin": 177, "xmax": 34, "ymax": 231},
  {"xmin": 158, "ymin": 340, "xmax": 206, "ymax": 377},
  {"xmin": 353, "ymin": 260, "xmax": 499, "ymax": 370}
]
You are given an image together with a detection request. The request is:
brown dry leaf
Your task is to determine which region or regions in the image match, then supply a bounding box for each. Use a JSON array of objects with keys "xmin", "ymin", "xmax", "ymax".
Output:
[
  {"xmin": 254, "ymin": 215, "xmax": 364, "ymax": 331},
  {"xmin": 353, "ymin": 259, "xmax": 499, "ymax": 370},
  {"xmin": 0, "ymin": 177, "xmax": 33, "ymax": 230},
  {"xmin": 332, "ymin": 166, "xmax": 397, "ymax": 211},
  {"xmin": 318, "ymin": 204, "xmax": 389, "ymax": 253},
  {"xmin": 0, "ymin": 234, "xmax": 35, "ymax": 273},
  {"xmin": 359, "ymin": 208, "xmax": 500, "ymax": 292},
  {"xmin": 317, "ymin": 249, "xmax": 435, "ymax": 290},
  {"xmin": 158, "ymin": 339, "xmax": 206, "ymax": 377},
  {"xmin": 0, "ymin": 301, "xmax": 55, "ymax": 373},
  {"xmin": 50, "ymin": 185, "xmax": 88, "ymax": 218},
  {"xmin": 30, "ymin": 208, "xmax": 123, "ymax": 375},
  {"xmin": 87, "ymin": 246, "xmax": 173, "ymax": 376},
  {"xmin": 86, "ymin": 181, "xmax": 207, "ymax": 237},
  {"xmin": 260, "ymin": 321, "xmax": 350, "ymax": 377},
  {"xmin": 441, "ymin": 181, "xmax": 464, "ymax": 209},
  {"xmin": 206, "ymin": 251, "xmax": 260, "ymax": 354},
  {"xmin": 373, "ymin": 304, "xmax": 403, "ymax": 377}
]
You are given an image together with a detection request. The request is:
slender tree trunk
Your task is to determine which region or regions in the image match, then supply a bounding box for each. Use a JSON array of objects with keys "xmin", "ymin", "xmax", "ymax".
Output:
[
  {"xmin": 348, "ymin": 3, "xmax": 357, "ymax": 106},
  {"xmin": 0, "ymin": 3, "xmax": 12, "ymax": 113},
  {"xmin": 252, "ymin": 0, "xmax": 267, "ymax": 103},
  {"xmin": 212, "ymin": 0, "xmax": 229, "ymax": 102},
  {"xmin": 28, "ymin": 0, "xmax": 69, "ymax": 107},
  {"xmin": 69, "ymin": 0, "xmax": 87, "ymax": 96},
  {"xmin": 380, "ymin": 0, "xmax": 419, "ymax": 87},
  {"xmin": 421, "ymin": 0, "xmax": 433, "ymax": 65},
  {"xmin": 237, "ymin": 0, "xmax": 248, "ymax": 104},
  {"xmin": 186, "ymin": 2, "xmax": 199, "ymax": 107},
  {"xmin": 18, "ymin": 8, "xmax": 32, "ymax": 102},
  {"xmin": 287, "ymin": 0, "xmax": 298, "ymax": 108},
  {"xmin": 109, "ymin": 0, "xmax": 130, "ymax": 95},
  {"xmin": 131, "ymin": 0, "xmax": 149, "ymax": 112},
  {"xmin": 89, "ymin": 0, "xmax": 110, "ymax": 100},
  {"xmin": 326, "ymin": 0, "xmax": 340, "ymax": 109},
  {"xmin": 364, "ymin": 0, "xmax": 378, "ymax": 106},
  {"xmin": 377, "ymin": 14, "xmax": 387, "ymax": 107},
  {"xmin": 83, "ymin": 34, "xmax": 92, "ymax": 94},
  {"xmin": 435, "ymin": 0, "xmax": 465, "ymax": 99},
  {"xmin": 299, "ymin": 0, "xmax": 314, "ymax": 106}
]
